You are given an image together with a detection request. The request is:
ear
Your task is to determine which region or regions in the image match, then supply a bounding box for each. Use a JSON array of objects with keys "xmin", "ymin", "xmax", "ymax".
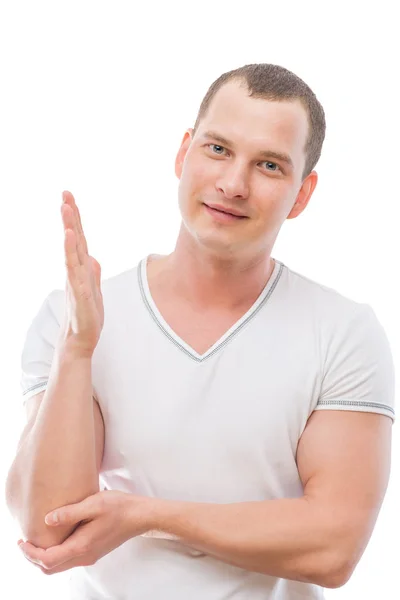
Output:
[
  {"xmin": 287, "ymin": 171, "xmax": 318, "ymax": 220},
  {"xmin": 175, "ymin": 128, "xmax": 194, "ymax": 179}
]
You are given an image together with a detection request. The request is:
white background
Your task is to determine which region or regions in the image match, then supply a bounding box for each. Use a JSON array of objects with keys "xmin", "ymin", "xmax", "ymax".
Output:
[{"xmin": 1, "ymin": 1, "xmax": 398, "ymax": 597}]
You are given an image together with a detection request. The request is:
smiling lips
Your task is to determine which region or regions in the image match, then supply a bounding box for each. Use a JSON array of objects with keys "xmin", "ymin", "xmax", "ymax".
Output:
[
  {"xmin": 204, "ymin": 203, "xmax": 247, "ymax": 218},
  {"xmin": 203, "ymin": 203, "xmax": 248, "ymax": 223}
]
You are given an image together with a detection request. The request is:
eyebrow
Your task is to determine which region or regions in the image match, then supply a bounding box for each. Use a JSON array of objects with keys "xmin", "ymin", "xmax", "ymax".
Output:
[{"xmin": 201, "ymin": 130, "xmax": 294, "ymax": 169}]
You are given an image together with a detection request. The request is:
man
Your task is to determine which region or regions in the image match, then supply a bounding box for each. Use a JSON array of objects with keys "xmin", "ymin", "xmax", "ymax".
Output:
[{"xmin": 6, "ymin": 63, "xmax": 395, "ymax": 599}]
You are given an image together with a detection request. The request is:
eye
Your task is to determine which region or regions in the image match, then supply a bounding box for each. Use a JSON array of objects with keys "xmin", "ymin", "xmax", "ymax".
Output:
[
  {"xmin": 207, "ymin": 145, "xmax": 282, "ymax": 173},
  {"xmin": 208, "ymin": 144, "xmax": 226, "ymax": 155},
  {"xmin": 262, "ymin": 161, "xmax": 281, "ymax": 172}
]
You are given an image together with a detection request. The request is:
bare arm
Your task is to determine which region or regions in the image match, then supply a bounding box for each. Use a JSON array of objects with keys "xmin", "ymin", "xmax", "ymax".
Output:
[
  {"xmin": 6, "ymin": 190, "xmax": 105, "ymax": 550},
  {"xmin": 5, "ymin": 344, "xmax": 105, "ymax": 550},
  {"xmin": 151, "ymin": 411, "xmax": 392, "ymax": 589}
]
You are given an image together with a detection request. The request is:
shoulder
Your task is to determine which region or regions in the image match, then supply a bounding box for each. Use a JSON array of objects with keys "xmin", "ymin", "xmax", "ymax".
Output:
[
  {"xmin": 278, "ymin": 264, "xmax": 395, "ymax": 367},
  {"xmin": 279, "ymin": 262, "xmax": 366, "ymax": 325}
]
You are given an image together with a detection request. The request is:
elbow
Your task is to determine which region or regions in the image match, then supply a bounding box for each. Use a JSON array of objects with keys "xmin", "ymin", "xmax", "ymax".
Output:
[
  {"xmin": 23, "ymin": 524, "xmax": 78, "ymax": 550},
  {"xmin": 322, "ymin": 571, "xmax": 353, "ymax": 589},
  {"xmin": 8, "ymin": 498, "xmax": 79, "ymax": 550},
  {"xmin": 315, "ymin": 554, "xmax": 356, "ymax": 589},
  {"xmin": 6, "ymin": 463, "xmax": 100, "ymax": 550},
  {"xmin": 320, "ymin": 568, "xmax": 352, "ymax": 589},
  {"xmin": 5, "ymin": 485, "xmax": 72, "ymax": 550},
  {"xmin": 18, "ymin": 510, "xmax": 76, "ymax": 550}
]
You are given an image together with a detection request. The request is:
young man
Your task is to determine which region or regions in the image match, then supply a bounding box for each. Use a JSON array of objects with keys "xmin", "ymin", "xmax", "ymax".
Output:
[{"xmin": 7, "ymin": 63, "xmax": 395, "ymax": 599}]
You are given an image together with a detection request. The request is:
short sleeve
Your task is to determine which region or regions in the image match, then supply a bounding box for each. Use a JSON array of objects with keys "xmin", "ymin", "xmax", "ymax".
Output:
[
  {"xmin": 315, "ymin": 303, "xmax": 396, "ymax": 423},
  {"xmin": 20, "ymin": 289, "xmax": 65, "ymax": 405}
]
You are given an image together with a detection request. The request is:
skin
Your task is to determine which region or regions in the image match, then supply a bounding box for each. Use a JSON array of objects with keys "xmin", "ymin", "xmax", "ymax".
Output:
[
  {"xmin": 156, "ymin": 79, "xmax": 318, "ymax": 311},
  {"xmin": 18, "ymin": 80, "xmax": 392, "ymax": 589}
]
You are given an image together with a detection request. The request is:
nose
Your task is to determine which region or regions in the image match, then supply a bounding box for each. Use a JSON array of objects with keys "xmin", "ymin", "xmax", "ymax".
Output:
[{"xmin": 215, "ymin": 163, "xmax": 250, "ymax": 200}]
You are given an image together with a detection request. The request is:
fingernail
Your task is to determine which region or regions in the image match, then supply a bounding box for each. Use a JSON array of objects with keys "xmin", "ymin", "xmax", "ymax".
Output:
[{"xmin": 45, "ymin": 512, "xmax": 58, "ymax": 525}]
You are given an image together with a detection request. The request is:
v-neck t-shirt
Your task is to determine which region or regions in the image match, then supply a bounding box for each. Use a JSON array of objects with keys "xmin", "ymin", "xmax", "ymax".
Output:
[{"xmin": 20, "ymin": 254, "xmax": 396, "ymax": 599}]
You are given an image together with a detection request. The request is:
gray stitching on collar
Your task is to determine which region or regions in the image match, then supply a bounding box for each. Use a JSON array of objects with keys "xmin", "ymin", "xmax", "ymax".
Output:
[{"xmin": 137, "ymin": 259, "xmax": 284, "ymax": 363}]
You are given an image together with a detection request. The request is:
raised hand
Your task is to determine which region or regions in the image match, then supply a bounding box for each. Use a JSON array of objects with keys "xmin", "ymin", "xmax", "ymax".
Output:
[{"xmin": 59, "ymin": 190, "xmax": 104, "ymax": 357}]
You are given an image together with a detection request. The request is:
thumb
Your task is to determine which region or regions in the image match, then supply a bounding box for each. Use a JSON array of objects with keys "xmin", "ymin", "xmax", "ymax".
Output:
[
  {"xmin": 90, "ymin": 256, "xmax": 102, "ymax": 291},
  {"xmin": 90, "ymin": 256, "xmax": 101, "ymax": 287},
  {"xmin": 45, "ymin": 497, "xmax": 93, "ymax": 527}
]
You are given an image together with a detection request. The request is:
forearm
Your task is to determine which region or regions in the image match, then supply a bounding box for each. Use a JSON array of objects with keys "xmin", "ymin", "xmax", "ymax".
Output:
[
  {"xmin": 6, "ymin": 342, "xmax": 99, "ymax": 549},
  {"xmin": 152, "ymin": 496, "xmax": 349, "ymax": 588}
]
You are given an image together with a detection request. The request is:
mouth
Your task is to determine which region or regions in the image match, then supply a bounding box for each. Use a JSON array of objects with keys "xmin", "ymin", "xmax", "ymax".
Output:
[{"xmin": 203, "ymin": 203, "xmax": 248, "ymax": 220}]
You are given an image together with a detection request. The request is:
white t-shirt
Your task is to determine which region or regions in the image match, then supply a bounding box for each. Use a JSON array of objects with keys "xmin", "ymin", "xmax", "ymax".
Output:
[{"xmin": 20, "ymin": 255, "xmax": 396, "ymax": 599}]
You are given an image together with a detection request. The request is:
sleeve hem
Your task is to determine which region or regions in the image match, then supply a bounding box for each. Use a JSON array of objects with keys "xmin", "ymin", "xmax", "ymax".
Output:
[
  {"xmin": 315, "ymin": 399, "xmax": 395, "ymax": 423},
  {"xmin": 22, "ymin": 381, "xmax": 49, "ymax": 404}
]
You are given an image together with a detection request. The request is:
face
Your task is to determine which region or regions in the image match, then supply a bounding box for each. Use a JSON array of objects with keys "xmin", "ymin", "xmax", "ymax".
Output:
[{"xmin": 175, "ymin": 80, "xmax": 318, "ymax": 258}]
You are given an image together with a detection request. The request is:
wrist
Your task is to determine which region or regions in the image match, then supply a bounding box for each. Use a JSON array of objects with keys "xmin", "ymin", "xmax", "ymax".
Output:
[
  {"xmin": 131, "ymin": 495, "xmax": 182, "ymax": 539},
  {"xmin": 56, "ymin": 337, "xmax": 95, "ymax": 361}
]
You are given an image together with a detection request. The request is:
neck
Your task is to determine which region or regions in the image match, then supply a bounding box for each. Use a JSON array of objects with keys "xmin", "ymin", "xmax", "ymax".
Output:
[{"xmin": 155, "ymin": 230, "xmax": 275, "ymax": 312}]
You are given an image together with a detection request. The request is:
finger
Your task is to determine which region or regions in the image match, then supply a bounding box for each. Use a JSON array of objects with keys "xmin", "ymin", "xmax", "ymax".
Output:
[
  {"xmin": 39, "ymin": 560, "xmax": 79, "ymax": 575},
  {"xmin": 19, "ymin": 541, "xmax": 47, "ymax": 567},
  {"xmin": 61, "ymin": 202, "xmax": 86, "ymax": 268},
  {"xmin": 21, "ymin": 527, "xmax": 88, "ymax": 570},
  {"xmin": 22, "ymin": 545, "xmax": 89, "ymax": 575},
  {"xmin": 72, "ymin": 198, "xmax": 89, "ymax": 256},
  {"xmin": 45, "ymin": 495, "xmax": 96, "ymax": 527},
  {"xmin": 90, "ymin": 256, "xmax": 102, "ymax": 291},
  {"xmin": 63, "ymin": 226, "xmax": 82, "ymax": 285},
  {"xmin": 39, "ymin": 553, "xmax": 93, "ymax": 575},
  {"xmin": 20, "ymin": 544, "xmax": 60, "ymax": 574},
  {"xmin": 63, "ymin": 191, "xmax": 89, "ymax": 257}
]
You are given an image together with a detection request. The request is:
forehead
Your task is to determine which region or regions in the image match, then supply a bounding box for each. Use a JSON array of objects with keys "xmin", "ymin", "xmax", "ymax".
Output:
[{"xmin": 198, "ymin": 81, "xmax": 309, "ymax": 161}]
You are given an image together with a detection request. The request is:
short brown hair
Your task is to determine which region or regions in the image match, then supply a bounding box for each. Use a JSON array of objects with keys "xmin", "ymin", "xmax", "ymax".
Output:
[{"xmin": 193, "ymin": 63, "xmax": 326, "ymax": 181}]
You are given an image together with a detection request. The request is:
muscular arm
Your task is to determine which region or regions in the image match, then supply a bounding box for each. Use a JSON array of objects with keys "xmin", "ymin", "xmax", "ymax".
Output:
[
  {"xmin": 6, "ymin": 348, "xmax": 105, "ymax": 549},
  {"xmin": 150, "ymin": 411, "xmax": 392, "ymax": 589}
]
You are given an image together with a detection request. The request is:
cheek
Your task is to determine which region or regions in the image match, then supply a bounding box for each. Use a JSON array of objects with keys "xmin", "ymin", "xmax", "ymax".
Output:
[
  {"xmin": 258, "ymin": 180, "xmax": 288, "ymax": 208},
  {"xmin": 265, "ymin": 191, "xmax": 295, "ymax": 230},
  {"xmin": 180, "ymin": 162, "xmax": 212, "ymax": 205}
]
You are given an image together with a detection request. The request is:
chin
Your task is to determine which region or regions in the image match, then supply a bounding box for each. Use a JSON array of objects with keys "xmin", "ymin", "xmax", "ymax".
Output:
[{"xmin": 195, "ymin": 225, "xmax": 246, "ymax": 256}]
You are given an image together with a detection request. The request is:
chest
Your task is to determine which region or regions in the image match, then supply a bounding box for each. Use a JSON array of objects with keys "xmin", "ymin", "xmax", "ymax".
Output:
[
  {"xmin": 146, "ymin": 280, "xmax": 257, "ymax": 356},
  {"xmin": 157, "ymin": 303, "xmax": 248, "ymax": 355},
  {"xmin": 97, "ymin": 322, "xmax": 320, "ymax": 489}
]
